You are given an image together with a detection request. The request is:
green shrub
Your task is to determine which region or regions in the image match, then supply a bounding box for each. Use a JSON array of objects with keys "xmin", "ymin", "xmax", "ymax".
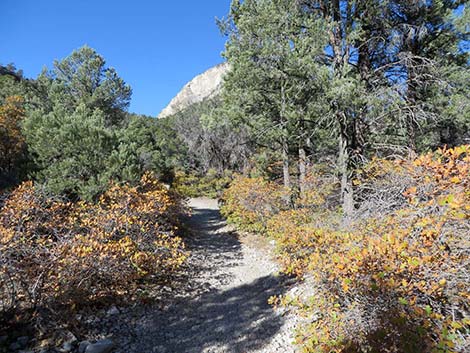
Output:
[{"xmin": 173, "ymin": 169, "xmax": 233, "ymax": 198}]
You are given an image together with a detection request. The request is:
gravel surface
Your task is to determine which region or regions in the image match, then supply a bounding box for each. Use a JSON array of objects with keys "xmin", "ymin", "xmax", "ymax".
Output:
[{"xmin": 94, "ymin": 197, "xmax": 299, "ymax": 353}]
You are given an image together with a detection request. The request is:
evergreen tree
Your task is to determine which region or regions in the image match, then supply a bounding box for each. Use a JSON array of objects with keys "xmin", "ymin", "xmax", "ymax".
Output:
[
  {"xmin": 378, "ymin": 0, "xmax": 470, "ymax": 151},
  {"xmin": 24, "ymin": 103, "xmax": 116, "ymax": 200},
  {"xmin": 221, "ymin": 0, "xmax": 469, "ymax": 218},
  {"xmin": 221, "ymin": 0, "xmax": 329, "ymax": 192},
  {"xmin": 108, "ymin": 114, "xmax": 178, "ymax": 184},
  {"xmin": 38, "ymin": 45, "xmax": 132, "ymax": 126},
  {"xmin": 22, "ymin": 47, "xmax": 135, "ymax": 200}
]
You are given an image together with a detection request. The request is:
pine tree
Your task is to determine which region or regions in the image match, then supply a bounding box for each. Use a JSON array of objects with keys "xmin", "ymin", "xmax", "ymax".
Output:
[
  {"xmin": 22, "ymin": 47, "xmax": 134, "ymax": 200},
  {"xmin": 221, "ymin": 0, "xmax": 469, "ymax": 219},
  {"xmin": 38, "ymin": 45, "xmax": 132, "ymax": 127},
  {"xmin": 221, "ymin": 0, "xmax": 328, "ymax": 192},
  {"xmin": 24, "ymin": 103, "xmax": 116, "ymax": 200}
]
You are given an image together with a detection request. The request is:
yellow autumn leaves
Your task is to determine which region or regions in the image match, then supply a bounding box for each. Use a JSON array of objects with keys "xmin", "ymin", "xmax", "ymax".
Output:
[
  {"xmin": 0, "ymin": 172, "xmax": 187, "ymax": 312},
  {"xmin": 222, "ymin": 145, "xmax": 470, "ymax": 353}
]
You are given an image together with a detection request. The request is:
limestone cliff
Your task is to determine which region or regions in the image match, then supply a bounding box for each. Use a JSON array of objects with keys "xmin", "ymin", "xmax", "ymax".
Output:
[{"xmin": 158, "ymin": 62, "xmax": 229, "ymax": 119}]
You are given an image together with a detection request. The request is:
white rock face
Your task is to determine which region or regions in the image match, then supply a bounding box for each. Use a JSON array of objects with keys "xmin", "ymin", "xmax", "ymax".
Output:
[{"xmin": 158, "ymin": 62, "xmax": 229, "ymax": 119}]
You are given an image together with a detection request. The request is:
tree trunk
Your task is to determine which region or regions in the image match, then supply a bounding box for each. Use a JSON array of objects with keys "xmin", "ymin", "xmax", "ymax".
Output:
[
  {"xmin": 406, "ymin": 116, "xmax": 417, "ymax": 154},
  {"xmin": 279, "ymin": 81, "xmax": 291, "ymax": 191},
  {"xmin": 338, "ymin": 126, "xmax": 354, "ymax": 221},
  {"xmin": 282, "ymin": 138, "xmax": 291, "ymax": 190},
  {"xmin": 306, "ymin": 135, "xmax": 313, "ymax": 168},
  {"xmin": 406, "ymin": 67, "xmax": 418, "ymax": 154},
  {"xmin": 406, "ymin": 49, "xmax": 419, "ymax": 154},
  {"xmin": 298, "ymin": 144, "xmax": 307, "ymax": 197}
]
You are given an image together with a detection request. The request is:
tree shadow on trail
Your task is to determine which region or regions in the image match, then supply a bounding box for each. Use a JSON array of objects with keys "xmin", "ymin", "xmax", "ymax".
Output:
[
  {"xmin": 141, "ymin": 274, "xmax": 290, "ymax": 353},
  {"xmin": 127, "ymin": 202, "xmax": 293, "ymax": 353},
  {"xmin": 185, "ymin": 204, "xmax": 231, "ymax": 233},
  {"xmin": 183, "ymin": 205, "xmax": 244, "ymax": 275}
]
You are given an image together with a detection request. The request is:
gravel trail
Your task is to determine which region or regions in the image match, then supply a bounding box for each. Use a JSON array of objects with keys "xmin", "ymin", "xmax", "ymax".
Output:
[{"xmin": 106, "ymin": 197, "xmax": 298, "ymax": 353}]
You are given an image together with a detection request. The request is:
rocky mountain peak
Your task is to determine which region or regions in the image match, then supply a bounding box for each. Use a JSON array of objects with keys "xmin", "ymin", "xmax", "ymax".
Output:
[{"xmin": 157, "ymin": 62, "xmax": 229, "ymax": 119}]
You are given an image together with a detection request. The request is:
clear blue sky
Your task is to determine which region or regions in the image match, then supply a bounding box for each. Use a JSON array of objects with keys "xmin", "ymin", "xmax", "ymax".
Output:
[{"xmin": 0, "ymin": 0, "xmax": 232, "ymax": 116}]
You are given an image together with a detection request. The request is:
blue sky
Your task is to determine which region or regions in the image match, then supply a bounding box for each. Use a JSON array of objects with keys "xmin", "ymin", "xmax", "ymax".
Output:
[{"xmin": 0, "ymin": 0, "xmax": 232, "ymax": 116}]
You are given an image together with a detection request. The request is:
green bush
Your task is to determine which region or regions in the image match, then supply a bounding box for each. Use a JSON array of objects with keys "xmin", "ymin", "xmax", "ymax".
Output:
[{"xmin": 173, "ymin": 169, "xmax": 233, "ymax": 198}]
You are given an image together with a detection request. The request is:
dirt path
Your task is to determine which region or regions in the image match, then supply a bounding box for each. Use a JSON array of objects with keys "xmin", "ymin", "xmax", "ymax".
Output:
[{"xmin": 95, "ymin": 198, "xmax": 298, "ymax": 353}]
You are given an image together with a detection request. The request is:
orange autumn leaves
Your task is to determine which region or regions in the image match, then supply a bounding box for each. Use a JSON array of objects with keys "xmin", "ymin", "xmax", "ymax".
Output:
[
  {"xmin": 220, "ymin": 175, "xmax": 290, "ymax": 232},
  {"xmin": 223, "ymin": 146, "xmax": 470, "ymax": 353},
  {"xmin": 0, "ymin": 173, "xmax": 187, "ymax": 313}
]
